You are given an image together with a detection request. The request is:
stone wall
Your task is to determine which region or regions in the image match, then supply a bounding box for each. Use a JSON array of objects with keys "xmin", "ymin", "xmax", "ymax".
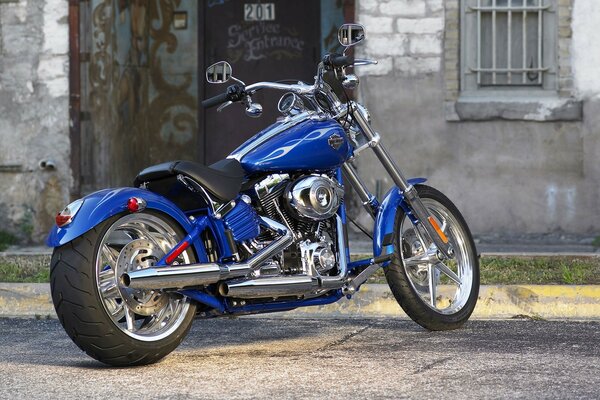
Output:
[
  {"xmin": 0, "ymin": 0, "xmax": 71, "ymax": 243},
  {"xmin": 353, "ymin": 0, "xmax": 600, "ymax": 237}
]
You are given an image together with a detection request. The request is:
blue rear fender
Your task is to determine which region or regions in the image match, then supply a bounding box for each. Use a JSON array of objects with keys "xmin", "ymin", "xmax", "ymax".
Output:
[
  {"xmin": 47, "ymin": 187, "xmax": 200, "ymax": 252},
  {"xmin": 373, "ymin": 179, "xmax": 427, "ymax": 262}
]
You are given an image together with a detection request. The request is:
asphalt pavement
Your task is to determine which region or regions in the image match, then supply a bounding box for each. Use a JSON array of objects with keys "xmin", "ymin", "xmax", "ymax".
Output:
[{"xmin": 1, "ymin": 317, "xmax": 600, "ymax": 399}]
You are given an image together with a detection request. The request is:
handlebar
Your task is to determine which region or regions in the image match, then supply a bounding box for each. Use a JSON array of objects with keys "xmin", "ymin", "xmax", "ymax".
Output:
[
  {"xmin": 201, "ymin": 84, "xmax": 246, "ymax": 109},
  {"xmin": 246, "ymin": 81, "xmax": 315, "ymax": 95},
  {"xmin": 322, "ymin": 53, "xmax": 352, "ymax": 69},
  {"xmin": 202, "ymin": 53, "xmax": 370, "ymax": 110},
  {"xmin": 201, "ymin": 92, "xmax": 231, "ymax": 108}
]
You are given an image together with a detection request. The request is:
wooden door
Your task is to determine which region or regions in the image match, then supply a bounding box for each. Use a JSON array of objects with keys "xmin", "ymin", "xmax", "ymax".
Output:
[
  {"xmin": 79, "ymin": 0, "xmax": 201, "ymax": 192},
  {"xmin": 202, "ymin": 0, "xmax": 321, "ymax": 164}
]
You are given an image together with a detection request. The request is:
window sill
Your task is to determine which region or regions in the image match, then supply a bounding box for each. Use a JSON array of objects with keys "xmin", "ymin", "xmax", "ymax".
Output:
[{"xmin": 445, "ymin": 94, "xmax": 583, "ymax": 122}]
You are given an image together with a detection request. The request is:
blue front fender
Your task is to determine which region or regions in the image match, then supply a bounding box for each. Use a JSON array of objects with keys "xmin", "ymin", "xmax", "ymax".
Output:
[
  {"xmin": 47, "ymin": 187, "xmax": 197, "ymax": 248},
  {"xmin": 373, "ymin": 179, "xmax": 427, "ymax": 262}
]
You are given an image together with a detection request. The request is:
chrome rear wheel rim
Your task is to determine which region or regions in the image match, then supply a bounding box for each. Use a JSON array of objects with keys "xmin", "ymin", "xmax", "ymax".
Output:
[{"xmin": 95, "ymin": 213, "xmax": 192, "ymax": 342}]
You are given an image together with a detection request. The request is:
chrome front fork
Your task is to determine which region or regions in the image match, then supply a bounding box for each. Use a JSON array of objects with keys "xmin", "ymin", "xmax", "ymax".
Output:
[{"xmin": 346, "ymin": 104, "xmax": 454, "ymax": 259}]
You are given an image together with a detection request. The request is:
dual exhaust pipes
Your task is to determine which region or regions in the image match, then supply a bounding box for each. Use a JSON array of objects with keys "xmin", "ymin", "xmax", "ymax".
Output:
[{"xmin": 122, "ymin": 216, "xmax": 347, "ymax": 299}]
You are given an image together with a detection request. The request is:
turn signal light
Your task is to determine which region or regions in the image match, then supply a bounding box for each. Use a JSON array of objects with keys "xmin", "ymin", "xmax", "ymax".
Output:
[
  {"xmin": 428, "ymin": 216, "xmax": 449, "ymax": 244},
  {"xmin": 55, "ymin": 199, "xmax": 84, "ymax": 228}
]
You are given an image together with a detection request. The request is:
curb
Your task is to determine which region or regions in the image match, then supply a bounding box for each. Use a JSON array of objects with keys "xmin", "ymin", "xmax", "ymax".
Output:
[
  {"xmin": 287, "ymin": 284, "xmax": 600, "ymax": 319},
  {"xmin": 0, "ymin": 283, "xmax": 54, "ymax": 318},
  {"xmin": 1, "ymin": 283, "xmax": 600, "ymax": 320}
]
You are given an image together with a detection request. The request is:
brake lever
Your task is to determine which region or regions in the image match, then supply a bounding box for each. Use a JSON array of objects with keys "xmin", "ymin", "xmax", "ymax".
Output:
[
  {"xmin": 353, "ymin": 59, "xmax": 378, "ymax": 66},
  {"xmin": 217, "ymin": 101, "xmax": 233, "ymax": 113}
]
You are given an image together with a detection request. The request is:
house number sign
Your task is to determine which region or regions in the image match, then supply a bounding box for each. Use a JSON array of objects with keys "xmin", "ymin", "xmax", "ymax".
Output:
[{"xmin": 244, "ymin": 3, "xmax": 275, "ymax": 21}]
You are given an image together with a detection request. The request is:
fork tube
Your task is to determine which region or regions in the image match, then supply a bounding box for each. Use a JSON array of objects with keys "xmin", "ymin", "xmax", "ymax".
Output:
[
  {"xmin": 351, "ymin": 104, "xmax": 411, "ymax": 191},
  {"xmin": 341, "ymin": 163, "xmax": 378, "ymax": 218},
  {"xmin": 351, "ymin": 104, "xmax": 454, "ymax": 258}
]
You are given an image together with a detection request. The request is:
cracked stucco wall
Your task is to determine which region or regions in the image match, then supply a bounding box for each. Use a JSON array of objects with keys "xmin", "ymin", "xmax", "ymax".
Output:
[{"xmin": 0, "ymin": 0, "xmax": 70, "ymax": 243}]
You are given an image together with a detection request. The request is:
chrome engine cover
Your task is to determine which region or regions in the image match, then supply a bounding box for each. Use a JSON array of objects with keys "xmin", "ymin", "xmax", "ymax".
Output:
[
  {"xmin": 299, "ymin": 239, "xmax": 336, "ymax": 275},
  {"xmin": 285, "ymin": 175, "xmax": 344, "ymax": 221}
]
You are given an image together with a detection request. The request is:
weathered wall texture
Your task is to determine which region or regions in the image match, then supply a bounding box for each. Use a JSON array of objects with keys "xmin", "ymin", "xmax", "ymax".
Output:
[
  {"xmin": 355, "ymin": 0, "xmax": 600, "ymax": 236},
  {"xmin": 572, "ymin": 1, "xmax": 600, "ymax": 98},
  {"xmin": 0, "ymin": 0, "xmax": 70, "ymax": 242}
]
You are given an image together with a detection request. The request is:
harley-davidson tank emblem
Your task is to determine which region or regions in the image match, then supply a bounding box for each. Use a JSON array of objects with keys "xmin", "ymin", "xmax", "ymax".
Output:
[{"xmin": 328, "ymin": 134, "xmax": 344, "ymax": 150}]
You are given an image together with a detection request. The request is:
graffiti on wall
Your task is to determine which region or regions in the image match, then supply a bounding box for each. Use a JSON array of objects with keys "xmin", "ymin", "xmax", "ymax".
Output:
[
  {"xmin": 86, "ymin": 0, "xmax": 198, "ymax": 187},
  {"xmin": 227, "ymin": 22, "xmax": 305, "ymax": 62}
]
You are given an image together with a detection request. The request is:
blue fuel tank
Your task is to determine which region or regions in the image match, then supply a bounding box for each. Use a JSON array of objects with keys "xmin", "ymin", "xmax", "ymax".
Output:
[{"xmin": 228, "ymin": 114, "xmax": 353, "ymax": 174}]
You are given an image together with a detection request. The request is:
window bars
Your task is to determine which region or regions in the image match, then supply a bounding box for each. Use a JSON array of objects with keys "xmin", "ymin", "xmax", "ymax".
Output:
[{"xmin": 469, "ymin": 0, "xmax": 551, "ymax": 86}]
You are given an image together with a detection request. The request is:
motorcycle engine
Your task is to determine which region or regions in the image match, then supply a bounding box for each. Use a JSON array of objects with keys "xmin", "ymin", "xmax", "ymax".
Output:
[
  {"xmin": 249, "ymin": 173, "xmax": 343, "ymax": 277},
  {"xmin": 285, "ymin": 175, "xmax": 345, "ymax": 221}
]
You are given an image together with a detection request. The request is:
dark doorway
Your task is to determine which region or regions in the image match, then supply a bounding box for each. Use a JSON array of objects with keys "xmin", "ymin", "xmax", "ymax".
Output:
[{"xmin": 202, "ymin": 0, "xmax": 321, "ymax": 164}]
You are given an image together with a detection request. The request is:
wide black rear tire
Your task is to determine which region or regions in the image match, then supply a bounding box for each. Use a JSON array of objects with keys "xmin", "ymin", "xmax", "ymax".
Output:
[{"xmin": 50, "ymin": 213, "xmax": 197, "ymax": 366}]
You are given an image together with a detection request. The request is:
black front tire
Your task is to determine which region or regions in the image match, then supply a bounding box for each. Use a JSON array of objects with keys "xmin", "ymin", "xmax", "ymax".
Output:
[{"xmin": 385, "ymin": 185, "xmax": 480, "ymax": 331}]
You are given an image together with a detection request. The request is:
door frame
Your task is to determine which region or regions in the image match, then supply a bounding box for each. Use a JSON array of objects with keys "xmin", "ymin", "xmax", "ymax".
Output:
[
  {"xmin": 68, "ymin": 0, "xmax": 81, "ymax": 199},
  {"xmin": 197, "ymin": 4, "xmax": 207, "ymax": 165}
]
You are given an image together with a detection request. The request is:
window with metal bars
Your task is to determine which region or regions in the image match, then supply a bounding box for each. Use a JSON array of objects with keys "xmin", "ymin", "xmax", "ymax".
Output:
[{"xmin": 461, "ymin": 0, "xmax": 557, "ymax": 91}]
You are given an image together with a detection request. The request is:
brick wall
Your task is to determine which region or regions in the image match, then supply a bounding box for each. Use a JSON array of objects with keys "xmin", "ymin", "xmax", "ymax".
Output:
[{"xmin": 357, "ymin": 0, "xmax": 444, "ymax": 77}]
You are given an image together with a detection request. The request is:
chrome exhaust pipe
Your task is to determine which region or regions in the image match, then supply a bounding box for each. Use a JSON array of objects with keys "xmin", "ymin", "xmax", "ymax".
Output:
[
  {"xmin": 219, "ymin": 276, "xmax": 319, "ymax": 299},
  {"xmin": 122, "ymin": 217, "xmax": 292, "ymax": 290},
  {"xmin": 220, "ymin": 215, "xmax": 349, "ymax": 298},
  {"xmin": 121, "ymin": 263, "xmax": 233, "ymax": 290}
]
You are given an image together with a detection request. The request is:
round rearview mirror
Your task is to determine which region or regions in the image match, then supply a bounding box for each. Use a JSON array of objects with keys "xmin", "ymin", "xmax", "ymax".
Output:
[
  {"xmin": 206, "ymin": 61, "xmax": 233, "ymax": 84},
  {"xmin": 338, "ymin": 24, "xmax": 366, "ymax": 47}
]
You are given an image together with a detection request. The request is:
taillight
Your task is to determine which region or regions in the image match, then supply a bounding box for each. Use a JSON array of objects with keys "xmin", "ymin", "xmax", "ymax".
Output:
[
  {"xmin": 55, "ymin": 199, "xmax": 84, "ymax": 228},
  {"xmin": 127, "ymin": 197, "xmax": 147, "ymax": 213}
]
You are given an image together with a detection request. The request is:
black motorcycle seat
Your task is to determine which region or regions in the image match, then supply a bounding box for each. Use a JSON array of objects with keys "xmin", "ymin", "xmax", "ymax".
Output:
[{"xmin": 134, "ymin": 158, "xmax": 246, "ymax": 202}]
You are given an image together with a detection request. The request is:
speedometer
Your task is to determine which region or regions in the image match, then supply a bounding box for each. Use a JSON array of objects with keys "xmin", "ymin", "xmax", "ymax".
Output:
[{"xmin": 277, "ymin": 92, "xmax": 306, "ymax": 117}]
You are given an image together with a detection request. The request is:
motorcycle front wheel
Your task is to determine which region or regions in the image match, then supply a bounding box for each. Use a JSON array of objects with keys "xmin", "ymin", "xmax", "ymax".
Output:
[
  {"xmin": 385, "ymin": 185, "xmax": 479, "ymax": 331},
  {"xmin": 50, "ymin": 211, "xmax": 197, "ymax": 366}
]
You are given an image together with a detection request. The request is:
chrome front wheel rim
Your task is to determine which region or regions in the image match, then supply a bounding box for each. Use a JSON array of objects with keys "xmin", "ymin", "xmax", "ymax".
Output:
[
  {"xmin": 399, "ymin": 199, "xmax": 475, "ymax": 315},
  {"xmin": 95, "ymin": 213, "xmax": 192, "ymax": 342}
]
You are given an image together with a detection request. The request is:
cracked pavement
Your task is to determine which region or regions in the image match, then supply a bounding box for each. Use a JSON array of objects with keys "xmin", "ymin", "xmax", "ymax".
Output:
[{"xmin": 1, "ymin": 318, "xmax": 600, "ymax": 399}]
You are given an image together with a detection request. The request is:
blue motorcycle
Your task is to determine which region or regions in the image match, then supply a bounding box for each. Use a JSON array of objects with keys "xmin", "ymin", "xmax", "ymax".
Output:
[{"xmin": 48, "ymin": 25, "xmax": 479, "ymax": 366}]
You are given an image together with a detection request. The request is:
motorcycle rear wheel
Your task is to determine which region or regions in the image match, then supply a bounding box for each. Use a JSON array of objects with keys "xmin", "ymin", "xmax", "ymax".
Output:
[
  {"xmin": 50, "ymin": 212, "xmax": 197, "ymax": 366},
  {"xmin": 385, "ymin": 185, "xmax": 479, "ymax": 331}
]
